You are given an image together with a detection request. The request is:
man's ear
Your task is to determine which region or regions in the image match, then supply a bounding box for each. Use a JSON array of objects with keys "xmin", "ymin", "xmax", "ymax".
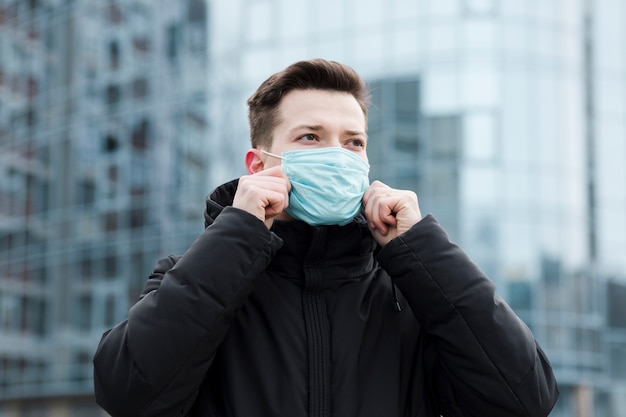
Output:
[{"xmin": 245, "ymin": 149, "xmax": 265, "ymax": 174}]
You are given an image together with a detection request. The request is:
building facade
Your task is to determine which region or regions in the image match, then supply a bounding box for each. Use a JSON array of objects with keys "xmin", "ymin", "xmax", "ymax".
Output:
[
  {"xmin": 0, "ymin": 0, "xmax": 209, "ymax": 415},
  {"xmin": 1, "ymin": 0, "xmax": 625, "ymax": 416}
]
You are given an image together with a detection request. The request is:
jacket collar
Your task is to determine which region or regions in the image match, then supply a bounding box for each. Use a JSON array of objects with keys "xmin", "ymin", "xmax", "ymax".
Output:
[
  {"xmin": 204, "ymin": 180, "xmax": 378, "ymax": 283},
  {"xmin": 205, "ymin": 179, "xmax": 239, "ymax": 228}
]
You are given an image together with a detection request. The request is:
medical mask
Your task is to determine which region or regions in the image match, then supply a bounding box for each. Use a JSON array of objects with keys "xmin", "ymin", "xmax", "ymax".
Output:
[{"xmin": 262, "ymin": 147, "xmax": 370, "ymax": 226}]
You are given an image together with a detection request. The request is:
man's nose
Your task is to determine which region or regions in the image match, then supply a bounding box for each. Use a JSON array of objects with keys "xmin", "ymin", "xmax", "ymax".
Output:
[{"xmin": 323, "ymin": 137, "xmax": 342, "ymax": 148}]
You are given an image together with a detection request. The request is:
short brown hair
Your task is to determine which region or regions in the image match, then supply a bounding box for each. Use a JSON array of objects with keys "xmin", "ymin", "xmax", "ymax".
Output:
[{"xmin": 247, "ymin": 59, "xmax": 370, "ymax": 149}]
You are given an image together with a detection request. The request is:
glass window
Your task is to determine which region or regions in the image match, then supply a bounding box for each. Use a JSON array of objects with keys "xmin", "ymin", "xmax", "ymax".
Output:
[
  {"xmin": 394, "ymin": 80, "xmax": 420, "ymax": 122},
  {"xmin": 104, "ymin": 294, "xmax": 116, "ymax": 327},
  {"xmin": 501, "ymin": 71, "xmax": 530, "ymax": 164},
  {"xmin": 104, "ymin": 211, "xmax": 118, "ymax": 233},
  {"xmin": 462, "ymin": 165, "xmax": 496, "ymax": 205},
  {"xmin": 166, "ymin": 24, "xmax": 179, "ymax": 64},
  {"xmin": 545, "ymin": 323, "xmax": 565, "ymax": 350},
  {"xmin": 501, "ymin": 214, "xmax": 534, "ymax": 273},
  {"xmin": 562, "ymin": 217, "xmax": 588, "ymax": 268},
  {"xmin": 103, "ymin": 134, "xmax": 119, "ymax": 153},
  {"xmin": 312, "ymin": 36, "xmax": 344, "ymax": 63},
  {"xmin": 131, "ymin": 119, "xmax": 149, "ymax": 150},
  {"xmin": 392, "ymin": 0, "xmax": 420, "ymax": 21},
  {"xmin": 502, "ymin": 21, "xmax": 528, "ymax": 55},
  {"xmin": 536, "ymin": 73, "xmax": 558, "ymax": 169},
  {"xmin": 354, "ymin": 0, "xmax": 383, "ymax": 26},
  {"xmin": 104, "ymin": 247, "xmax": 118, "ymax": 277},
  {"xmin": 427, "ymin": 114, "xmax": 460, "ymax": 158},
  {"xmin": 610, "ymin": 345, "xmax": 626, "ymax": 378},
  {"xmin": 246, "ymin": 1, "xmax": 273, "ymax": 44},
  {"xmin": 76, "ymin": 294, "xmax": 92, "ymax": 331},
  {"xmin": 317, "ymin": 0, "xmax": 346, "ymax": 32},
  {"xmin": 423, "ymin": 69, "xmax": 459, "ymax": 113},
  {"xmin": 108, "ymin": 40, "xmax": 119, "ymax": 70},
  {"xmin": 428, "ymin": 162, "xmax": 459, "ymax": 202},
  {"xmin": 79, "ymin": 179, "xmax": 95, "ymax": 207},
  {"xmin": 391, "ymin": 27, "xmax": 419, "ymax": 61},
  {"xmin": 105, "ymin": 84, "xmax": 121, "ymax": 109},
  {"xmin": 558, "ymin": 29, "xmax": 582, "ymax": 66},
  {"xmin": 596, "ymin": 76, "xmax": 626, "ymax": 117},
  {"xmin": 242, "ymin": 48, "xmax": 277, "ymax": 82},
  {"xmin": 463, "ymin": 0, "xmax": 496, "ymax": 15},
  {"xmin": 427, "ymin": 22, "xmax": 458, "ymax": 56},
  {"xmin": 464, "ymin": 112, "xmax": 495, "ymax": 161},
  {"xmin": 595, "ymin": 0, "xmax": 625, "ymax": 71},
  {"xmin": 532, "ymin": 0, "xmax": 558, "ymax": 22},
  {"xmin": 394, "ymin": 130, "xmax": 419, "ymax": 153},
  {"xmin": 608, "ymin": 281, "xmax": 626, "ymax": 328},
  {"xmin": 535, "ymin": 26, "xmax": 556, "ymax": 62},
  {"xmin": 463, "ymin": 19, "xmax": 496, "ymax": 50},
  {"xmin": 279, "ymin": 0, "xmax": 308, "ymax": 39},
  {"xmin": 187, "ymin": 0, "xmax": 206, "ymax": 23},
  {"xmin": 279, "ymin": 44, "xmax": 309, "ymax": 66},
  {"xmin": 132, "ymin": 78, "xmax": 149, "ymax": 100},
  {"xmin": 560, "ymin": 0, "xmax": 582, "ymax": 30},
  {"xmin": 538, "ymin": 210, "xmax": 562, "ymax": 259},
  {"xmin": 504, "ymin": 169, "xmax": 531, "ymax": 206},
  {"xmin": 598, "ymin": 207, "xmax": 626, "ymax": 268},
  {"xmin": 507, "ymin": 281, "xmax": 532, "ymax": 310},
  {"xmin": 461, "ymin": 66, "xmax": 498, "ymax": 107},
  {"xmin": 354, "ymin": 31, "xmax": 385, "ymax": 63},
  {"xmin": 499, "ymin": 1, "xmax": 528, "ymax": 18},
  {"xmin": 130, "ymin": 3, "xmax": 150, "ymax": 35},
  {"xmin": 596, "ymin": 122, "xmax": 626, "ymax": 203},
  {"xmin": 429, "ymin": 0, "xmax": 461, "ymax": 17}
]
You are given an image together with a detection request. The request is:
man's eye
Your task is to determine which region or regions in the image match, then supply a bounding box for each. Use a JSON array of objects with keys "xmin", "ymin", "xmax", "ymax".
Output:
[
  {"xmin": 299, "ymin": 134, "xmax": 318, "ymax": 141},
  {"xmin": 349, "ymin": 139, "xmax": 365, "ymax": 148}
]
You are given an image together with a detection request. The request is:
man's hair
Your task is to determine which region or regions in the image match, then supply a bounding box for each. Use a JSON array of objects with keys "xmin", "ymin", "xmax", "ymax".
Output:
[{"xmin": 247, "ymin": 59, "xmax": 370, "ymax": 149}]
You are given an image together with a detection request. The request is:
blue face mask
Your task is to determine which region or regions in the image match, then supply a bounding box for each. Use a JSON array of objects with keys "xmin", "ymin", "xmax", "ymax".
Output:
[{"xmin": 262, "ymin": 147, "xmax": 370, "ymax": 226}]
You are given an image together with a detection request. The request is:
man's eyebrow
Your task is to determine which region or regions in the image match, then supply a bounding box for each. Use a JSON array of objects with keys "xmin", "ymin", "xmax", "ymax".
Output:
[
  {"xmin": 289, "ymin": 125, "xmax": 367, "ymax": 136},
  {"xmin": 345, "ymin": 129, "xmax": 367, "ymax": 137},
  {"xmin": 288, "ymin": 124, "xmax": 324, "ymax": 133}
]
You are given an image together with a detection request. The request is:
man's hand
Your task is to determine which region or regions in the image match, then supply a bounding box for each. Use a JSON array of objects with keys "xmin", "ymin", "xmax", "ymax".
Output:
[
  {"xmin": 362, "ymin": 181, "xmax": 422, "ymax": 247},
  {"xmin": 232, "ymin": 166, "xmax": 291, "ymax": 229}
]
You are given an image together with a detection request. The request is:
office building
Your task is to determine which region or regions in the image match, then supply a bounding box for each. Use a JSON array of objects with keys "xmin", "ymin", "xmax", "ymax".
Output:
[{"xmin": 0, "ymin": 0, "xmax": 208, "ymax": 414}]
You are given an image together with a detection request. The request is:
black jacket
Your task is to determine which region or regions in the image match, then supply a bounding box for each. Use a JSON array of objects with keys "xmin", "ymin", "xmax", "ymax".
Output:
[{"xmin": 93, "ymin": 180, "xmax": 558, "ymax": 417}]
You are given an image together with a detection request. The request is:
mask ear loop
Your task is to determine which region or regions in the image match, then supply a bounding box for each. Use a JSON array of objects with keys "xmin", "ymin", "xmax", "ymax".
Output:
[{"xmin": 261, "ymin": 150, "xmax": 283, "ymax": 160}]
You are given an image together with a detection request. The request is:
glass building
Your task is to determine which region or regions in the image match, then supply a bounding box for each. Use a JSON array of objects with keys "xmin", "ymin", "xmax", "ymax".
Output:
[
  {"xmin": 206, "ymin": 0, "xmax": 626, "ymax": 416},
  {"xmin": 1, "ymin": 0, "xmax": 625, "ymax": 416}
]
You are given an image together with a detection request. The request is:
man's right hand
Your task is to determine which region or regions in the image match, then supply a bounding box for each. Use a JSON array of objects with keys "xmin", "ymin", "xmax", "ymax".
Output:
[{"xmin": 232, "ymin": 166, "xmax": 291, "ymax": 229}]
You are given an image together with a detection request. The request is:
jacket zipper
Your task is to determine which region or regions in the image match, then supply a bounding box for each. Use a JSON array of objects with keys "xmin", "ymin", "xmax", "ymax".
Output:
[{"xmin": 302, "ymin": 227, "xmax": 330, "ymax": 417}]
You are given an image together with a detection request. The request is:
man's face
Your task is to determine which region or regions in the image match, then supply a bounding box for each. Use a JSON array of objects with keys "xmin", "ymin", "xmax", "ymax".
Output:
[{"xmin": 262, "ymin": 89, "xmax": 368, "ymax": 168}]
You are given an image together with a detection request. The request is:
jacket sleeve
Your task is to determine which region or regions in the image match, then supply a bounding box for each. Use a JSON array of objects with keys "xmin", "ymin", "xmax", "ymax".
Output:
[
  {"xmin": 93, "ymin": 207, "xmax": 283, "ymax": 417},
  {"xmin": 377, "ymin": 215, "xmax": 559, "ymax": 417}
]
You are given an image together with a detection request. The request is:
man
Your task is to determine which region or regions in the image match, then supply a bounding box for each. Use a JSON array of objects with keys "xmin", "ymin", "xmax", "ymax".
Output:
[{"xmin": 94, "ymin": 59, "xmax": 559, "ymax": 417}]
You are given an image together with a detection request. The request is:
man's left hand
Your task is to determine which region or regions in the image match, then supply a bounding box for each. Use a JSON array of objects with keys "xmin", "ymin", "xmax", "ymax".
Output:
[{"xmin": 362, "ymin": 181, "xmax": 422, "ymax": 247}]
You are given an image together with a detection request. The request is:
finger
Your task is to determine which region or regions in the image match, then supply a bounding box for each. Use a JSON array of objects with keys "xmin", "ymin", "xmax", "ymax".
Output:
[
  {"xmin": 263, "ymin": 189, "xmax": 289, "ymax": 218},
  {"xmin": 233, "ymin": 175, "xmax": 290, "ymax": 222},
  {"xmin": 369, "ymin": 197, "xmax": 396, "ymax": 235},
  {"xmin": 239, "ymin": 175, "xmax": 290, "ymax": 201},
  {"xmin": 377, "ymin": 197, "xmax": 397, "ymax": 231},
  {"xmin": 253, "ymin": 166, "xmax": 291, "ymax": 191},
  {"xmin": 362, "ymin": 180, "xmax": 389, "ymax": 206},
  {"xmin": 364, "ymin": 185, "xmax": 391, "ymax": 223},
  {"xmin": 364, "ymin": 192, "xmax": 389, "ymax": 235}
]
